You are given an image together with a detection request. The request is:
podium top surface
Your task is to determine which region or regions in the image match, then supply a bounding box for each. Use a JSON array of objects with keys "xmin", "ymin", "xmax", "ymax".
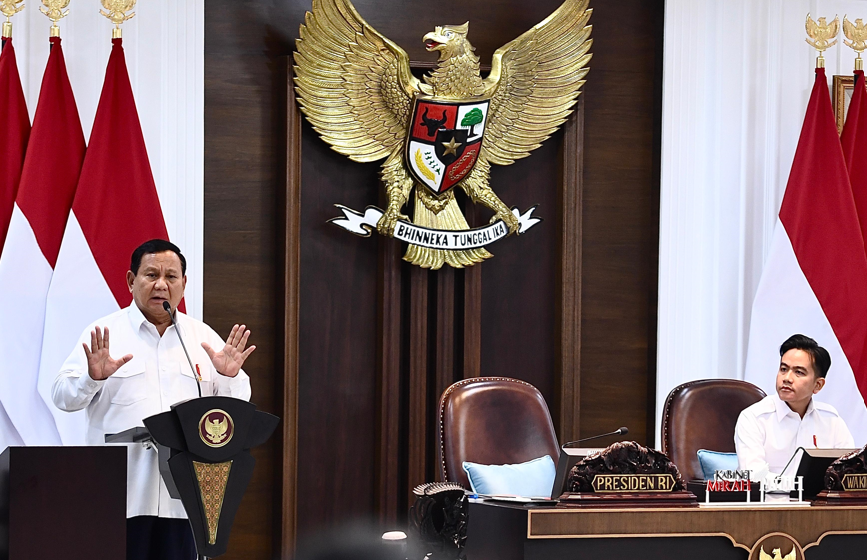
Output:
[{"xmin": 105, "ymin": 426, "xmax": 151, "ymax": 444}]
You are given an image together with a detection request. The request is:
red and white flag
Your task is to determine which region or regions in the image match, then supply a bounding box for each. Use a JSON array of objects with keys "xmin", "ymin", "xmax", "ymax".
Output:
[
  {"xmin": 38, "ymin": 38, "xmax": 173, "ymax": 444},
  {"xmin": 0, "ymin": 35, "xmax": 30, "ymax": 255},
  {"xmin": 744, "ymin": 68, "xmax": 867, "ymax": 444},
  {"xmin": 841, "ymin": 69, "xmax": 867, "ymax": 245},
  {"xmin": 0, "ymin": 34, "xmax": 31, "ymax": 449},
  {"xmin": 0, "ymin": 37, "xmax": 85, "ymax": 445}
]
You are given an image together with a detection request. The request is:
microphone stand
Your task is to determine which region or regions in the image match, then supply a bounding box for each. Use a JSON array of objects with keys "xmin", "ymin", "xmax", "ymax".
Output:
[
  {"xmin": 162, "ymin": 301, "xmax": 202, "ymax": 398},
  {"xmin": 562, "ymin": 427, "xmax": 629, "ymax": 448}
]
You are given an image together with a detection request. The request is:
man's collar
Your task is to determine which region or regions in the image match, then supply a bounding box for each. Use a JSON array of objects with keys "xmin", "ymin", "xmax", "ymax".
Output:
[
  {"xmin": 127, "ymin": 303, "xmax": 181, "ymax": 332},
  {"xmin": 773, "ymin": 392, "xmax": 814, "ymax": 420},
  {"xmin": 127, "ymin": 302, "xmax": 149, "ymax": 330}
]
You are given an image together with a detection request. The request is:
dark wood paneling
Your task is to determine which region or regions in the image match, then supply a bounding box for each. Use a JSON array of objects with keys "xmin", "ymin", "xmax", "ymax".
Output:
[
  {"xmin": 204, "ymin": 1, "xmax": 663, "ymax": 558},
  {"xmin": 557, "ymin": 101, "xmax": 584, "ymax": 444},
  {"xmin": 282, "ymin": 60, "xmax": 301, "ymax": 555},
  {"xmin": 407, "ymin": 267, "xmax": 429, "ymax": 499},
  {"xmin": 375, "ymin": 235, "xmax": 403, "ymax": 526},
  {"xmin": 578, "ymin": 0, "xmax": 663, "ymax": 445},
  {"xmin": 479, "ymin": 133, "xmax": 560, "ymax": 406},
  {"xmin": 294, "ymin": 125, "xmax": 381, "ymax": 540},
  {"xmin": 205, "ymin": 4, "xmax": 295, "ymax": 558}
]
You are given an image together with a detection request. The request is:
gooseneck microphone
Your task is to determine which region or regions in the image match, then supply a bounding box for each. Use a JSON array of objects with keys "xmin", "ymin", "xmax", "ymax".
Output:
[
  {"xmin": 777, "ymin": 446, "xmax": 805, "ymax": 479},
  {"xmin": 163, "ymin": 301, "xmax": 202, "ymax": 398},
  {"xmin": 562, "ymin": 427, "xmax": 629, "ymax": 448}
]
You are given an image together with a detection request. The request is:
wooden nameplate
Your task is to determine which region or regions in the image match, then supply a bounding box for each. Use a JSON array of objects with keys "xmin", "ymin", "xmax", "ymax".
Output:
[
  {"xmin": 557, "ymin": 490, "xmax": 698, "ymax": 508},
  {"xmin": 815, "ymin": 446, "xmax": 867, "ymax": 505},
  {"xmin": 562, "ymin": 442, "xmax": 697, "ymax": 507}
]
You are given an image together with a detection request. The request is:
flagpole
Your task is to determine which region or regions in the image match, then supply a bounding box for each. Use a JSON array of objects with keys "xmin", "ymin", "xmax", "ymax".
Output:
[
  {"xmin": 1, "ymin": 0, "xmax": 24, "ymax": 49},
  {"xmin": 100, "ymin": 0, "xmax": 136, "ymax": 39},
  {"xmin": 805, "ymin": 13, "xmax": 840, "ymax": 69},
  {"xmin": 843, "ymin": 16, "xmax": 867, "ymax": 73},
  {"xmin": 39, "ymin": 0, "xmax": 69, "ymax": 38}
]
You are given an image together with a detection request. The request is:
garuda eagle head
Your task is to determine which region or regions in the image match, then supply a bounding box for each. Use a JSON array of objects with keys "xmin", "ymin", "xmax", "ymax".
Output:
[{"xmin": 423, "ymin": 22, "xmax": 474, "ymax": 60}]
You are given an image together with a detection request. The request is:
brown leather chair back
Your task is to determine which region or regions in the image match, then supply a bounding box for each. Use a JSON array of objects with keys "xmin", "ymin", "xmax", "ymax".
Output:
[
  {"xmin": 437, "ymin": 377, "xmax": 560, "ymax": 489},
  {"xmin": 661, "ymin": 379, "xmax": 766, "ymax": 481}
]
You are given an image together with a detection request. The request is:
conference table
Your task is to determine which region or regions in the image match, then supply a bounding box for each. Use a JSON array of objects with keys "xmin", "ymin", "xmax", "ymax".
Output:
[{"xmin": 463, "ymin": 499, "xmax": 867, "ymax": 559}]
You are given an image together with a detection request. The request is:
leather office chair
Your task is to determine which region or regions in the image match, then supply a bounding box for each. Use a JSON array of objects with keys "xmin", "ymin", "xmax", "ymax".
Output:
[
  {"xmin": 437, "ymin": 377, "xmax": 560, "ymax": 488},
  {"xmin": 661, "ymin": 379, "xmax": 766, "ymax": 481}
]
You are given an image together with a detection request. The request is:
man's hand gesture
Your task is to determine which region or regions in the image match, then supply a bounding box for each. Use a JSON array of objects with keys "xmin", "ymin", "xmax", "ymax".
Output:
[
  {"xmin": 202, "ymin": 324, "xmax": 256, "ymax": 378},
  {"xmin": 83, "ymin": 326, "xmax": 133, "ymax": 381}
]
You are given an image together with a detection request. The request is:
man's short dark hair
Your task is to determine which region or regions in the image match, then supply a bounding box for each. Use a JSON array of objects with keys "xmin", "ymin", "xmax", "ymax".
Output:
[
  {"xmin": 780, "ymin": 334, "xmax": 831, "ymax": 378},
  {"xmin": 130, "ymin": 239, "xmax": 186, "ymax": 276}
]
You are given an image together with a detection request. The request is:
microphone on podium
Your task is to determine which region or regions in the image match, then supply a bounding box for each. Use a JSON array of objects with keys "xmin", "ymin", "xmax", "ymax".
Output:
[
  {"xmin": 561, "ymin": 427, "xmax": 629, "ymax": 448},
  {"xmin": 163, "ymin": 300, "xmax": 202, "ymax": 398}
]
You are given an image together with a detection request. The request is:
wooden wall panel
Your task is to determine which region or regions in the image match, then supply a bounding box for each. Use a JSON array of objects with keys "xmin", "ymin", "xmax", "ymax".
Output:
[
  {"xmin": 578, "ymin": 0, "xmax": 664, "ymax": 446},
  {"xmin": 479, "ymin": 136, "xmax": 561, "ymax": 407},
  {"xmin": 204, "ymin": 0, "xmax": 663, "ymax": 557},
  {"xmin": 294, "ymin": 130, "xmax": 382, "ymax": 537}
]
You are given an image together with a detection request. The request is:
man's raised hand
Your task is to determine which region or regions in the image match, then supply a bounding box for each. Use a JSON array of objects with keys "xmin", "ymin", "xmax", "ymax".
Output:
[
  {"xmin": 83, "ymin": 326, "xmax": 133, "ymax": 381},
  {"xmin": 202, "ymin": 324, "xmax": 256, "ymax": 378}
]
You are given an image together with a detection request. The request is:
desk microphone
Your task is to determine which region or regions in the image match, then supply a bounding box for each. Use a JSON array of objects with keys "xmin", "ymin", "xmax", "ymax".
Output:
[
  {"xmin": 562, "ymin": 427, "xmax": 629, "ymax": 448},
  {"xmin": 163, "ymin": 301, "xmax": 202, "ymax": 398},
  {"xmin": 776, "ymin": 446, "xmax": 805, "ymax": 479}
]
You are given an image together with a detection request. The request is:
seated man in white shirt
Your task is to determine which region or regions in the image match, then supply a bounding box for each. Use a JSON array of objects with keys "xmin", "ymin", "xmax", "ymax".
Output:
[
  {"xmin": 735, "ymin": 334, "xmax": 854, "ymax": 482},
  {"xmin": 52, "ymin": 239, "xmax": 255, "ymax": 560}
]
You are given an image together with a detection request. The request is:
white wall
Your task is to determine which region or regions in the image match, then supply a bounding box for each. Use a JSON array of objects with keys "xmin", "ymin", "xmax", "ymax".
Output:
[
  {"xmin": 656, "ymin": 0, "xmax": 867, "ymax": 446},
  {"xmin": 8, "ymin": 0, "xmax": 204, "ymax": 318}
]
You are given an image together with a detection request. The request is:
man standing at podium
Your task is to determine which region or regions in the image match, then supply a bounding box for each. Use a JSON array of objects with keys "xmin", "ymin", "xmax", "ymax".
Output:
[
  {"xmin": 52, "ymin": 239, "xmax": 254, "ymax": 560},
  {"xmin": 735, "ymin": 334, "xmax": 853, "ymax": 482}
]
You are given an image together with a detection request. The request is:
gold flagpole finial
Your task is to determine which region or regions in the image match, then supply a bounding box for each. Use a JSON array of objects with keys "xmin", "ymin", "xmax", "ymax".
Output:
[
  {"xmin": 1, "ymin": 1, "xmax": 25, "ymax": 38},
  {"xmin": 843, "ymin": 16, "xmax": 867, "ymax": 71},
  {"xmin": 40, "ymin": 0, "xmax": 70, "ymax": 37},
  {"xmin": 806, "ymin": 13, "xmax": 840, "ymax": 68},
  {"xmin": 100, "ymin": 0, "xmax": 136, "ymax": 39}
]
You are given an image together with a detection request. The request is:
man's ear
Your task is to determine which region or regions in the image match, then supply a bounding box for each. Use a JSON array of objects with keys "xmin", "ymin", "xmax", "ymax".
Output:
[
  {"xmin": 127, "ymin": 271, "xmax": 135, "ymax": 292},
  {"xmin": 813, "ymin": 376, "xmax": 826, "ymax": 394}
]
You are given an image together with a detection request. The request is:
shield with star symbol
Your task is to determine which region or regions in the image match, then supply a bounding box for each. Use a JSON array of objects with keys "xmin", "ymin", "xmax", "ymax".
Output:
[{"xmin": 406, "ymin": 96, "xmax": 489, "ymax": 195}]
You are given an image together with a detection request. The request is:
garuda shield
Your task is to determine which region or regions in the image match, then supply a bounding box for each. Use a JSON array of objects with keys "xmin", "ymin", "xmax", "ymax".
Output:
[{"xmin": 406, "ymin": 97, "xmax": 489, "ymax": 195}]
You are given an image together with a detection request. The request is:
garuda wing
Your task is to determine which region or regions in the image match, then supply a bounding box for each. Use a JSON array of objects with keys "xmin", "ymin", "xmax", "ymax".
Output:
[
  {"xmin": 843, "ymin": 16, "xmax": 855, "ymax": 38},
  {"xmin": 480, "ymin": 0, "xmax": 592, "ymax": 166},
  {"xmin": 294, "ymin": 0, "xmax": 421, "ymax": 163}
]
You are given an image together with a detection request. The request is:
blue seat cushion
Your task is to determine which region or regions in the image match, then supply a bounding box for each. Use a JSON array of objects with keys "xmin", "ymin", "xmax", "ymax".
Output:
[
  {"xmin": 462, "ymin": 455, "xmax": 556, "ymax": 497},
  {"xmin": 696, "ymin": 449, "xmax": 739, "ymax": 480}
]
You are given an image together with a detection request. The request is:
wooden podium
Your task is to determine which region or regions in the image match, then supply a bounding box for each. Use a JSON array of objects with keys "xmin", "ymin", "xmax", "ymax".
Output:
[
  {"xmin": 109, "ymin": 396, "xmax": 279, "ymax": 559},
  {"xmin": 0, "ymin": 446, "xmax": 127, "ymax": 560}
]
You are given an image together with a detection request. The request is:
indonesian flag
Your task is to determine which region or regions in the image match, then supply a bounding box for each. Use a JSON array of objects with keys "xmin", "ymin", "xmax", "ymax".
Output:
[
  {"xmin": 0, "ymin": 35, "xmax": 30, "ymax": 255},
  {"xmin": 0, "ymin": 37, "xmax": 84, "ymax": 445},
  {"xmin": 842, "ymin": 69, "xmax": 867, "ymax": 244},
  {"xmin": 744, "ymin": 68, "xmax": 867, "ymax": 444},
  {"xmin": 0, "ymin": 35, "xmax": 30, "ymax": 450},
  {"xmin": 38, "ymin": 38, "xmax": 173, "ymax": 444}
]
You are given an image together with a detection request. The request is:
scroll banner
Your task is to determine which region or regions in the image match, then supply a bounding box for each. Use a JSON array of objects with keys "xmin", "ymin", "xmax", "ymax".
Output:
[{"xmin": 329, "ymin": 205, "xmax": 541, "ymax": 250}]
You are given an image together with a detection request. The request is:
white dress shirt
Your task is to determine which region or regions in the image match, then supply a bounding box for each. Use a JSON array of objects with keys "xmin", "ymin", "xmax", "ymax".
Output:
[
  {"xmin": 52, "ymin": 304, "xmax": 251, "ymax": 519},
  {"xmin": 734, "ymin": 394, "xmax": 854, "ymax": 481}
]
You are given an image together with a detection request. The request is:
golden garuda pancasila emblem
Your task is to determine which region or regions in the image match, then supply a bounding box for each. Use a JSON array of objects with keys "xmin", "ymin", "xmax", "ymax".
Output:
[
  {"xmin": 199, "ymin": 409, "xmax": 234, "ymax": 447},
  {"xmin": 759, "ymin": 546, "xmax": 796, "ymax": 560},
  {"xmin": 295, "ymin": 0, "xmax": 591, "ymax": 269}
]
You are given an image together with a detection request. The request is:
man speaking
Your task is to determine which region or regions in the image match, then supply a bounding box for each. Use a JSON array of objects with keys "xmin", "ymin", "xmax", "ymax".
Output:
[{"xmin": 52, "ymin": 239, "xmax": 254, "ymax": 560}]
